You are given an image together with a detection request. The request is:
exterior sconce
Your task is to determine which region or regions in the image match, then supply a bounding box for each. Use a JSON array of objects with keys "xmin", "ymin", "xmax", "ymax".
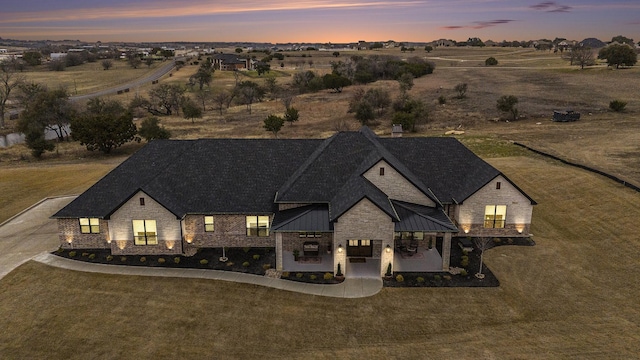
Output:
[
  {"xmin": 385, "ymin": 244, "xmax": 391, "ymax": 253},
  {"xmin": 337, "ymin": 244, "xmax": 343, "ymax": 253}
]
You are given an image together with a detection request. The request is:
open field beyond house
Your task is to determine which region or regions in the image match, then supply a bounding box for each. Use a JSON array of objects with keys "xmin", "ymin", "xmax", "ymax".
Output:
[
  {"xmin": 1, "ymin": 152, "xmax": 639, "ymax": 358},
  {"xmin": 0, "ymin": 47, "xmax": 639, "ymax": 358}
]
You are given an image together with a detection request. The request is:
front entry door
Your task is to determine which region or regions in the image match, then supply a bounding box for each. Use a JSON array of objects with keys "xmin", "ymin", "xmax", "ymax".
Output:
[{"xmin": 347, "ymin": 239, "xmax": 372, "ymax": 257}]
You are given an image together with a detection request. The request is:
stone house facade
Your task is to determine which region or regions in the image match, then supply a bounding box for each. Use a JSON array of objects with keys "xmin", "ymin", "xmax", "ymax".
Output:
[{"xmin": 53, "ymin": 127, "xmax": 535, "ymax": 277}]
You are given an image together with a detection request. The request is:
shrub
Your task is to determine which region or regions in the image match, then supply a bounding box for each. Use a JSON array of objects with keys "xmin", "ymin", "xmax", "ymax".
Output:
[
  {"xmin": 460, "ymin": 269, "xmax": 468, "ymax": 276},
  {"xmin": 609, "ymin": 100, "xmax": 627, "ymax": 112},
  {"xmin": 253, "ymin": 254, "xmax": 260, "ymax": 260},
  {"xmin": 56, "ymin": 247, "xmax": 64, "ymax": 254},
  {"xmin": 174, "ymin": 257, "xmax": 181, "ymax": 264},
  {"xmin": 88, "ymin": 253, "xmax": 96, "ymax": 260},
  {"xmin": 282, "ymin": 271, "xmax": 290, "ymax": 278},
  {"xmin": 81, "ymin": 252, "xmax": 89, "ymax": 257},
  {"xmin": 396, "ymin": 274, "xmax": 404, "ymax": 282},
  {"xmin": 461, "ymin": 259, "xmax": 469, "ymax": 267},
  {"xmin": 158, "ymin": 258, "xmax": 166, "ymax": 264},
  {"xmin": 200, "ymin": 259, "xmax": 209, "ymax": 265},
  {"xmin": 310, "ymin": 274, "xmax": 317, "ymax": 280},
  {"xmin": 443, "ymin": 275, "xmax": 452, "ymax": 281},
  {"xmin": 106, "ymin": 255, "xmax": 113, "ymax": 261},
  {"xmin": 485, "ymin": 57, "xmax": 498, "ymax": 66},
  {"xmin": 226, "ymin": 261, "xmax": 234, "ymax": 266},
  {"xmin": 324, "ymin": 272, "xmax": 333, "ymax": 280},
  {"xmin": 243, "ymin": 247, "xmax": 251, "ymax": 253},
  {"xmin": 262, "ymin": 264, "xmax": 271, "ymax": 270},
  {"xmin": 438, "ymin": 95, "xmax": 446, "ymax": 105},
  {"xmin": 69, "ymin": 251, "xmax": 77, "ymax": 257},
  {"xmin": 140, "ymin": 257, "xmax": 146, "ymax": 263},
  {"xmin": 434, "ymin": 275, "xmax": 441, "ymax": 281},
  {"xmin": 416, "ymin": 276, "xmax": 425, "ymax": 283},
  {"xmin": 120, "ymin": 256, "xmax": 127, "ymax": 262},
  {"xmin": 296, "ymin": 273, "xmax": 304, "ymax": 278},
  {"xmin": 242, "ymin": 261, "xmax": 250, "ymax": 267},
  {"xmin": 454, "ymin": 83, "xmax": 468, "ymax": 99},
  {"xmin": 493, "ymin": 238, "xmax": 502, "ymax": 244}
]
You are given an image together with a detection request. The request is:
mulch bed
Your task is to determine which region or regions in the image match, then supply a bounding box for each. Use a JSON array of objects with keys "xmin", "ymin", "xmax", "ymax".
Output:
[
  {"xmin": 53, "ymin": 247, "xmax": 276, "ymax": 276},
  {"xmin": 52, "ymin": 237, "xmax": 534, "ymax": 288}
]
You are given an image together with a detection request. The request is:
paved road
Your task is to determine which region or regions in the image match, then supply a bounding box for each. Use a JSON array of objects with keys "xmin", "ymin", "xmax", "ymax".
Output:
[
  {"xmin": 70, "ymin": 59, "xmax": 178, "ymax": 102},
  {"xmin": 0, "ymin": 197, "xmax": 383, "ymax": 298},
  {"xmin": 0, "ymin": 196, "xmax": 75, "ymax": 279}
]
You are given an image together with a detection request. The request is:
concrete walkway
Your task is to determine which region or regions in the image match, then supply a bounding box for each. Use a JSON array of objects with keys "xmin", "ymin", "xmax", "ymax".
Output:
[
  {"xmin": 1, "ymin": 197, "xmax": 383, "ymax": 298},
  {"xmin": 33, "ymin": 253, "xmax": 383, "ymax": 298}
]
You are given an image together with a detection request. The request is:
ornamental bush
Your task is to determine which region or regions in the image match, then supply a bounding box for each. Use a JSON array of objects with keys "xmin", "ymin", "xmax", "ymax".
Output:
[{"xmin": 609, "ymin": 100, "xmax": 627, "ymax": 112}]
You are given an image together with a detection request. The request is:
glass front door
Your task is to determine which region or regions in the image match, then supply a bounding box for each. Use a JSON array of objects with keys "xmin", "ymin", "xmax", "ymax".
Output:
[{"xmin": 347, "ymin": 239, "xmax": 372, "ymax": 257}]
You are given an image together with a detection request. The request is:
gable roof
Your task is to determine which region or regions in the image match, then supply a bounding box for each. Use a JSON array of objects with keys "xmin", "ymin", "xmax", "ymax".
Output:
[{"xmin": 53, "ymin": 128, "xmax": 533, "ymax": 220}]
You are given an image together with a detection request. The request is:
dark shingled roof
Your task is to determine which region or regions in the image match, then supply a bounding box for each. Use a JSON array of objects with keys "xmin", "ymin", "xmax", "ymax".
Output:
[{"xmin": 53, "ymin": 128, "xmax": 534, "ymax": 221}]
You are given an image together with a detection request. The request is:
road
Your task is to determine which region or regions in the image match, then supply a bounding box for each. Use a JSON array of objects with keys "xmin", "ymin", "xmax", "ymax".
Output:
[{"xmin": 70, "ymin": 58, "xmax": 178, "ymax": 102}]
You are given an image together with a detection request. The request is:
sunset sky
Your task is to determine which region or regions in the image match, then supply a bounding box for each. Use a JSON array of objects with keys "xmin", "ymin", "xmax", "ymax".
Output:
[{"xmin": 1, "ymin": 0, "xmax": 638, "ymax": 43}]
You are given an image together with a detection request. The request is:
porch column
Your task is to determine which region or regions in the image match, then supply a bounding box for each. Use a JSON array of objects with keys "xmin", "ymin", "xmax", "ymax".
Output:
[
  {"xmin": 442, "ymin": 233, "xmax": 452, "ymax": 271},
  {"xmin": 275, "ymin": 232, "xmax": 283, "ymax": 271}
]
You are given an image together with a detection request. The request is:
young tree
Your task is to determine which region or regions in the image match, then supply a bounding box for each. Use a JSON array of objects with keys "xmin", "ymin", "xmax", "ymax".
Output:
[
  {"xmin": 496, "ymin": 95, "xmax": 519, "ymax": 121},
  {"xmin": 353, "ymin": 101, "xmax": 375, "ymax": 125},
  {"xmin": 454, "ymin": 83, "xmax": 468, "ymax": 99},
  {"xmin": 182, "ymin": 97, "xmax": 202, "ymax": 123},
  {"xmin": 598, "ymin": 44, "xmax": 638, "ymax": 68},
  {"xmin": 255, "ymin": 62, "xmax": 271, "ymax": 76},
  {"xmin": 364, "ymin": 88, "xmax": 391, "ymax": 115},
  {"xmin": 22, "ymin": 51, "xmax": 42, "ymax": 66},
  {"xmin": 284, "ymin": 107, "xmax": 299, "ymax": 125},
  {"xmin": 101, "ymin": 59, "xmax": 113, "ymax": 70},
  {"xmin": 332, "ymin": 51, "xmax": 340, "ymax": 57},
  {"xmin": 263, "ymin": 114, "xmax": 284, "ymax": 138},
  {"xmin": 138, "ymin": 116, "xmax": 171, "ymax": 141},
  {"xmin": 473, "ymin": 237, "xmax": 493, "ymax": 279},
  {"xmin": 128, "ymin": 54, "xmax": 142, "ymax": 69},
  {"xmin": 424, "ymin": 45, "xmax": 433, "ymax": 53},
  {"xmin": 212, "ymin": 90, "xmax": 231, "ymax": 115},
  {"xmin": 71, "ymin": 99, "xmax": 139, "ymax": 154},
  {"xmin": 190, "ymin": 64, "xmax": 214, "ymax": 90},
  {"xmin": 145, "ymin": 57, "xmax": 154, "ymax": 68},
  {"xmin": 194, "ymin": 89, "xmax": 211, "ymax": 112},
  {"xmin": 0, "ymin": 62, "xmax": 24, "ymax": 128}
]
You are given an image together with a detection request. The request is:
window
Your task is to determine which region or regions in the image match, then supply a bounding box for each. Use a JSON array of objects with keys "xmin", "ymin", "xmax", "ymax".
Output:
[
  {"xmin": 394, "ymin": 232, "xmax": 424, "ymax": 241},
  {"xmin": 132, "ymin": 220, "xmax": 158, "ymax": 245},
  {"xmin": 204, "ymin": 216, "xmax": 214, "ymax": 232},
  {"xmin": 484, "ymin": 205, "xmax": 507, "ymax": 228},
  {"xmin": 246, "ymin": 216, "xmax": 270, "ymax": 237},
  {"xmin": 79, "ymin": 218, "xmax": 100, "ymax": 234},
  {"xmin": 139, "ymin": 197, "xmax": 145, "ymax": 206},
  {"xmin": 379, "ymin": 167, "xmax": 385, "ymax": 176},
  {"xmin": 299, "ymin": 232, "xmax": 322, "ymax": 238},
  {"xmin": 496, "ymin": 182, "xmax": 501, "ymax": 190}
]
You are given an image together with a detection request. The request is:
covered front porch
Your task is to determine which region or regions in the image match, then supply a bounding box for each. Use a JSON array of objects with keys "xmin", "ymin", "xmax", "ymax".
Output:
[
  {"xmin": 393, "ymin": 246, "xmax": 443, "ymax": 272},
  {"xmin": 281, "ymin": 250, "xmax": 334, "ymax": 272}
]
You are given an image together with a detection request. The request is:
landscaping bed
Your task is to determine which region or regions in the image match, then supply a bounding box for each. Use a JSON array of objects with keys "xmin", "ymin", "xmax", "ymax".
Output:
[{"xmin": 53, "ymin": 247, "xmax": 276, "ymax": 276}]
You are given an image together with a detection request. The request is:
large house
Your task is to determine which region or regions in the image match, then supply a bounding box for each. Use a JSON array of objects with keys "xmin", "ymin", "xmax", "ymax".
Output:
[
  {"xmin": 212, "ymin": 53, "xmax": 252, "ymax": 71},
  {"xmin": 53, "ymin": 128, "xmax": 535, "ymax": 277}
]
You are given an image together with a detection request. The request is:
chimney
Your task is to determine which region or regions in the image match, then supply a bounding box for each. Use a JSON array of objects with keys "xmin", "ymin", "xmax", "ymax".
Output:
[{"xmin": 391, "ymin": 124, "xmax": 403, "ymax": 137}]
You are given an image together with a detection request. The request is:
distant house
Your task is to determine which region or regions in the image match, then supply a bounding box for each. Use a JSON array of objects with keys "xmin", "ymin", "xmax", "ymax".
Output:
[
  {"xmin": 212, "ymin": 53, "xmax": 252, "ymax": 71},
  {"xmin": 53, "ymin": 127, "xmax": 535, "ymax": 278},
  {"xmin": 50, "ymin": 52, "xmax": 67, "ymax": 61}
]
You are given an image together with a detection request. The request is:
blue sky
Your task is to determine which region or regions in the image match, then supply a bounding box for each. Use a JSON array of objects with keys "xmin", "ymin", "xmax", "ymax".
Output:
[{"xmin": 1, "ymin": 0, "xmax": 638, "ymax": 43}]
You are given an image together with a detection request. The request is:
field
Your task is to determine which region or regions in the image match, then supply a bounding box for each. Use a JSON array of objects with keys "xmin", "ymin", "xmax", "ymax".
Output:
[{"xmin": 0, "ymin": 47, "xmax": 639, "ymax": 358}]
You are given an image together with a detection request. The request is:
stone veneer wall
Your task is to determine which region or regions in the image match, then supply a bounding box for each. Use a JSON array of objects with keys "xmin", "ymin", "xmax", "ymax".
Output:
[
  {"xmin": 333, "ymin": 198, "xmax": 395, "ymax": 276},
  {"xmin": 58, "ymin": 218, "xmax": 110, "ymax": 249},
  {"xmin": 363, "ymin": 160, "xmax": 436, "ymax": 207},
  {"xmin": 456, "ymin": 175, "xmax": 533, "ymax": 237},
  {"xmin": 182, "ymin": 214, "xmax": 276, "ymax": 256},
  {"xmin": 108, "ymin": 191, "xmax": 182, "ymax": 255}
]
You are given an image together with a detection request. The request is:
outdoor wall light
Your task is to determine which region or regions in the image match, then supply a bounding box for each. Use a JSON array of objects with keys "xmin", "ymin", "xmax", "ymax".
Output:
[
  {"xmin": 385, "ymin": 244, "xmax": 391, "ymax": 253},
  {"xmin": 337, "ymin": 244, "xmax": 343, "ymax": 253}
]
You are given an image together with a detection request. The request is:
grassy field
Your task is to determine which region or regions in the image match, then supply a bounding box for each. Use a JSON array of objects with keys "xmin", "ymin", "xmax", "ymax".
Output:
[
  {"xmin": 1, "ymin": 152, "xmax": 639, "ymax": 358},
  {"xmin": 0, "ymin": 47, "xmax": 639, "ymax": 357}
]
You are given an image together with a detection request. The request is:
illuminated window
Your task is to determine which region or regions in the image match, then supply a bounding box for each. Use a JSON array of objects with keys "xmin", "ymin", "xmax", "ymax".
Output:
[
  {"xmin": 204, "ymin": 216, "xmax": 214, "ymax": 232},
  {"xmin": 246, "ymin": 216, "xmax": 270, "ymax": 237},
  {"xmin": 132, "ymin": 220, "xmax": 158, "ymax": 245},
  {"xmin": 79, "ymin": 218, "xmax": 100, "ymax": 234},
  {"xmin": 484, "ymin": 205, "xmax": 507, "ymax": 228}
]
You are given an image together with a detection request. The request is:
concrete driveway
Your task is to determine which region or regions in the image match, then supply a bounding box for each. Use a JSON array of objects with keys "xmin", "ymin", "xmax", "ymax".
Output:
[{"xmin": 0, "ymin": 196, "xmax": 75, "ymax": 279}]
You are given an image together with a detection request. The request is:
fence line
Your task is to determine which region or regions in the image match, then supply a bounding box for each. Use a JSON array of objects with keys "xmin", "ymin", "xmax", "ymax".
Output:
[{"xmin": 513, "ymin": 142, "xmax": 640, "ymax": 193}]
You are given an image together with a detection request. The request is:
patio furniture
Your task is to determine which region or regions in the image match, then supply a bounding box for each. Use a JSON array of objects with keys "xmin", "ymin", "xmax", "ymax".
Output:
[{"xmin": 303, "ymin": 241, "xmax": 319, "ymax": 256}]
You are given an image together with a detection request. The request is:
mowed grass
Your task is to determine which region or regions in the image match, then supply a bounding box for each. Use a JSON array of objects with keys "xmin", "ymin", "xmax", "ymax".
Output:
[
  {"xmin": 0, "ymin": 153, "xmax": 639, "ymax": 358},
  {"xmin": 0, "ymin": 160, "xmax": 122, "ymax": 223}
]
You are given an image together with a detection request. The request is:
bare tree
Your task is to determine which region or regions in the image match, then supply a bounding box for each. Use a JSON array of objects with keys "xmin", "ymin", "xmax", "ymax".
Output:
[
  {"xmin": 0, "ymin": 62, "xmax": 24, "ymax": 128},
  {"xmin": 194, "ymin": 89, "xmax": 211, "ymax": 112},
  {"xmin": 565, "ymin": 46, "xmax": 595, "ymax": 70},
  {"xmin": 212, "ymin": 90, "xmax": 232, "ymax": 115},
  {"xmin": 281, "ymin": 92, "xmax": 296, "ymax": 110},
  {"xmin": 473, "ymin": 237, "xmax": 493, "ymax": 279},
  {"xmin": 101, "ymin": 59, "xmax": 113, "ymax": 70}
]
